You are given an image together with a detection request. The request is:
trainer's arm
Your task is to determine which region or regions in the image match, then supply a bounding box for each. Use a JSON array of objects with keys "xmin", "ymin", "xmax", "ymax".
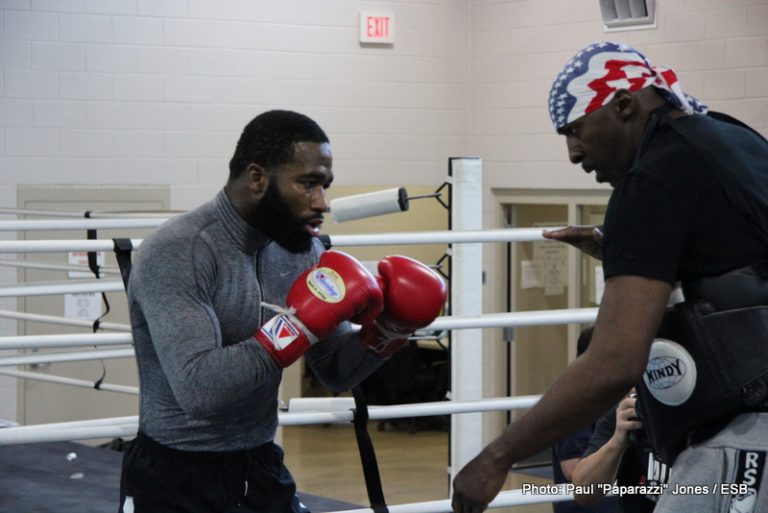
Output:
[{"xmin": 451, "ymin": 275, "xmax": 671, "ymax": 513}]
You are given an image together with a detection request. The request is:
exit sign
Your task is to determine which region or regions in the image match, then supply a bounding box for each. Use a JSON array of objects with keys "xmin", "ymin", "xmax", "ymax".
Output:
[{"xmin": 360, "ymin": 11, "xmax": 394, "ymax": 44}]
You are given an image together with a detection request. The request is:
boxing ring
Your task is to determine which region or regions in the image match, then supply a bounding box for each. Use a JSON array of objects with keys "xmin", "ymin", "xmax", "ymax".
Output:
[{"xmin": 0, "ymin": 159, "xmax": 596, "ymax": 512}]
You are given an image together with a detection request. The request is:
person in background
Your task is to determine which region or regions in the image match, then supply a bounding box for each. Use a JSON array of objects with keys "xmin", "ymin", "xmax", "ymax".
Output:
[
  {"xmin": 551, "ymin": 327, "xmax": 618, "ymax": 513},
  {"xmin": 118, "ymin": 109, "xmax": 447, "ymax": 513},
  {"xmin": 572, "ymin": 388, "xmax": 668, "ymax": 512}
]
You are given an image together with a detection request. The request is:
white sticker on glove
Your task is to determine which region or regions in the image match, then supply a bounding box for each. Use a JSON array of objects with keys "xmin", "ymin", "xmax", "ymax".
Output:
[
  {"xmin": 306, "ymin": 267, "xmax": 346, "ymax": 303},
  {"xmin": 262, "ymin": 314, "xmax": 301, "ymax": 350}
]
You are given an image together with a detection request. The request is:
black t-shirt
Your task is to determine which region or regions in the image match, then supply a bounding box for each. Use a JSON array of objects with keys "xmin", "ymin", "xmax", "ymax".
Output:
[
  {"xmin": 583, "ymin": 409, "xmax": 669, "ymax": 513},
  {"xmin": 602, "ymin": 115, "xmax": 768, "ymax": 284}
]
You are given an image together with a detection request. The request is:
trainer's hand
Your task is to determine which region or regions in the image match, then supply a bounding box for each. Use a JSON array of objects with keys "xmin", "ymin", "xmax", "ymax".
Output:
[
  {"xmin": 452, "ymin": 449, "xmax": 508, "ymax": 513},
  {"xmin": 542, "ymin": 225, "xmax": 604, "ymax": 260},
  {"xmin": 361, "ymin": 255, "xmax": 447, "ymax": 356},
  {"xmin": 256, "ymin": 250, "xmax": 383, "ymax": 367}
]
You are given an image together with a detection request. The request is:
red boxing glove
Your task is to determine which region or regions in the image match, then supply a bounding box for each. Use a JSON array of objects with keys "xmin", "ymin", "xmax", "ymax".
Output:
[
  {"xmin": 361, "ymin": 255, "xmax": 447, "ymax": 356},
  {"xmin": 257, "ymin": 250, "xmax": 384, "ymax": 367}
]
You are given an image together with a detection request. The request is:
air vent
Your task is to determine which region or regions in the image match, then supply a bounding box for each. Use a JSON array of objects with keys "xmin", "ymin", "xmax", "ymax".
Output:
[{"xmin": 600, "ymin": 0, "xmax": 656, "ymax": 31}]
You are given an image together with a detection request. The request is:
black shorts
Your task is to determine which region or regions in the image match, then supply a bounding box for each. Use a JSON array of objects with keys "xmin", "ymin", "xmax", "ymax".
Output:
[{"xmin": 119, "ymin": 431, "xmax": 310, "ymax": 513}]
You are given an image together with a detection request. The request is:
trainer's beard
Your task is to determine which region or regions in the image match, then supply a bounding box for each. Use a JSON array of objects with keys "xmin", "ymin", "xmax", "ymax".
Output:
[{"xmin": 252, "ymin": 183, "xmax": 313, "ymax": 254}]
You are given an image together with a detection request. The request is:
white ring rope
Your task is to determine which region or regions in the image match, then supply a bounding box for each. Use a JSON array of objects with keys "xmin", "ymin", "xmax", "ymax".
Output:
[
  {"xmin": 0, "ymin": 369, "xmax": 138, "ymax": 395},
  {"xmin": 328, "ymin": 489, "xmax": 574, "ymax": 513},
  {"xmin": 0, "ymin": 348, "xmax": 134, "ymax": 367},
  {"xmin": 0, "ymin": 395, "xmax": 541, "ymax": 445},
  {"xmin": 0, "ymin": 207, "xmax": 96, "ymax": 218},
  {"xmin": 10, "ymin": 415, "xmax": 139, "ymax": 431},
  {"xmin": 0, "ymin": 259, "xmax": 120, "ymax": 275},
  {"xmin": 0, "ymin": 332, "xmax": 132, "ymax": 351},
  {"xmin": 0, "ymin": 218, "xmax": 169, "ymax": 231},
  {"xmin": 428, "ymin": 308, "xmax": 598, "ymax": 330},
  {"xmin": 0, "ymin": 279, "xmax": 124, "ymax": 297},
  {"xmin": 0, "ymin": 308, "xmax": 599, "ymax": 366},
  {"xmin": 281, "ymin": 395, "xmax": 542, "ymax": 426},
  {"xmin": 0, "ymin": 228, "xmax": 556, "ymax": 254},
  {"xmin": 0, "ymin": 207, "xmax": 178, "ymax": 219},
  {"xmin": 0, "ymin": 239, "xmax": 143, "ymax": 253},
  {"xmin": 329, "ymin": 228, "xmax": 559, "ymax": 246},
  {"xmin": 0, "ymin": 309, "xmax": 130, "ymax": 332}
]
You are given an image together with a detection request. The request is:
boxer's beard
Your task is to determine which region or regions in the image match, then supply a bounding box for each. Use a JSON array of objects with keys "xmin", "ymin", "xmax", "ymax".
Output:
[{"xmin": 253, "ymin": 182, "xmax": 313, "ymax": 254}]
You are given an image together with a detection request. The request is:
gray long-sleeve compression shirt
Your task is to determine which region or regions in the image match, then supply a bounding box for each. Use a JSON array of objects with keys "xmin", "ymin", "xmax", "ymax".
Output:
[{"xmin": 127, "ymin": 190, "xmax": 385, "ymax": 451}]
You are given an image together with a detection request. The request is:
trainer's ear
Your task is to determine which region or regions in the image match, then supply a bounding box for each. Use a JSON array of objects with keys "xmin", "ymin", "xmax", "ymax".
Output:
[
  {"xmin": 613, "ymin": 89, "xmax": 638, "ymax": 122},
  {"xmin": 245, "ymin": 163, "xmax": 269, "ymax": 195}
]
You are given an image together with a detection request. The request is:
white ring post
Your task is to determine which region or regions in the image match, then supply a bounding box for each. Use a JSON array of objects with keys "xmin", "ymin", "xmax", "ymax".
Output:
[{"xmin": 449, "ymin": 157, "xmax": 484, "ymax": 483}]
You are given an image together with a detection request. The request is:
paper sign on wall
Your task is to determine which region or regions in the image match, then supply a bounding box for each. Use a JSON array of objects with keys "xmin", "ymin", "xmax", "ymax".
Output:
[
  {"xmin": 543, "ymin": 261, "xmax": 565, "ymax": 295},
  {"xmin": 64, "ymin": 292, "xmax": 102, "ymax": 320},
  {"xmin": 520, "ymin": 260, "xmax": 543, "ymax": 289}
]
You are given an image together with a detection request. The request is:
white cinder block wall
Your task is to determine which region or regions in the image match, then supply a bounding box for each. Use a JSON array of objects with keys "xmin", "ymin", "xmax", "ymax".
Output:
[
  {"xmin": 1, "ymin": 0, "xmax": 766, "ymax": 422},
  {"xmin": 0, "ymin": 0, "xmax": 470, "ymax": 206}
]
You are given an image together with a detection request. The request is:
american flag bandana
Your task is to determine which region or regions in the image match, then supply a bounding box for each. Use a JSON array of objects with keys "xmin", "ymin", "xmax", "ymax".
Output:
[{"xmin": 548, "ymin": 41, "xmax": 708, "ymax": 131}]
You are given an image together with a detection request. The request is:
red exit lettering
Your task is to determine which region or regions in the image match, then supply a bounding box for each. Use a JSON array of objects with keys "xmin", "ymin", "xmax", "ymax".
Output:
[{"xmin": 366, "ymin": 16, "xmax": 390, "ymax": 39}]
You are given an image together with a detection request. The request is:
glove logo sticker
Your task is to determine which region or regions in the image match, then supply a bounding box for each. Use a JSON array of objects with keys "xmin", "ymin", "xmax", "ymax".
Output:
[
  {"xmin": 643, "ymin": 338, "xmax": 697, "ymax": 406},
  {"xmin": 306, "ymin": 267, "xmax": 345, "ymax": 303},
  {"xmin": 263, "ymin": 314, "xmax": 300, "ymax": 350}
]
